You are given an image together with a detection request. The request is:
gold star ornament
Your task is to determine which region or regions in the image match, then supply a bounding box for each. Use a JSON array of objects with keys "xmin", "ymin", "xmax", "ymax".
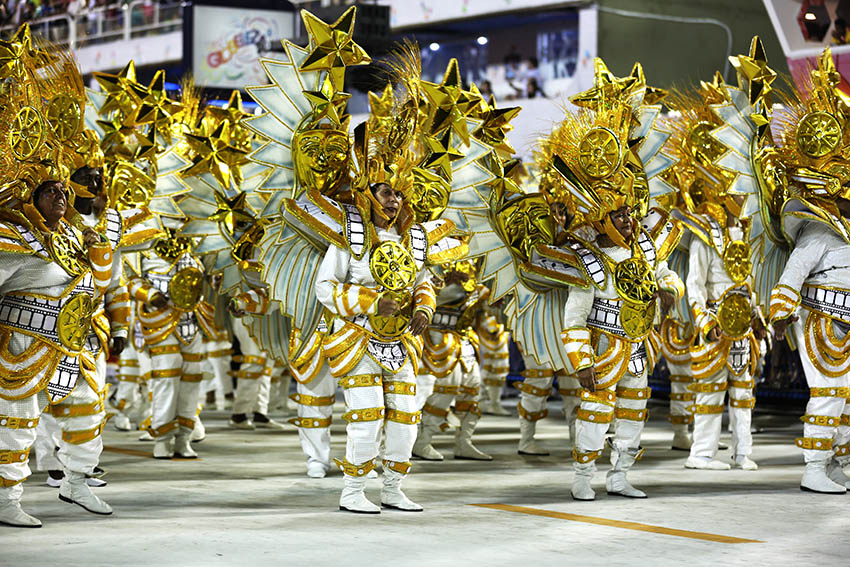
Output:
[
  {"xmin": 299, "ymin": 6, "xmax": 371, "ymax": 92},
  {"xmin": 209, "ymin": 191, "xmax": 254, "ymax": 235},
  {"xmin": 183, "ymin": 121, "xmax": 250, "ymax": 188},
  {"xmin": 421, "ymin": 129, "xmax": 464, "ymax": 181}
]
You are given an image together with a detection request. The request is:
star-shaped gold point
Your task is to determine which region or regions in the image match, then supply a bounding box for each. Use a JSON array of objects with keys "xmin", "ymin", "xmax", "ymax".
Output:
[
  {"xmin": 184, "ymin": 122, "xmax": 250, "ymax": 188},
  {"xmin": 134, "ymin": 70, "xmax": 182, "ymax": 142},
  {"xmin": 299, "ymin": 6, "xmax": 371, "ymax": 92},
  {"xmin": 421, "ymin": 129, "xmax": 464, "ymax": 181},
  {"xmin": 472, "ymin": 95, "xmax": 521, "ymax": 156},
  {"xmin": 206, "ymin": 90, "xmax": 255, "ymax": 151},
  {"xmin": 484, "ymin": 154, "xmax": 522, "ymax": 196},
  {"xmin": 570, "ymin": 59, "xmax": 644, "ymax": 111},
  {"xmin": 421, "ymin": 58, "xmax": 477, "ymax": 145},
  {"xmin": 303, "ymin": 75, "xmax": 352, "ymax": 126},
  {"xmin": 95, "ymin": 61, "xmax": 147, "ymax": 117},
  {"xmin": 0, "ymin": 23, "xmax": 55, "ymax": 80},
  {"xmin": 209, "ymin": 191, "xmax": 254, "ymax": 235},
  {"xmin": 729, "ymin": 36, "xmax": 776, "ymax": 107}
]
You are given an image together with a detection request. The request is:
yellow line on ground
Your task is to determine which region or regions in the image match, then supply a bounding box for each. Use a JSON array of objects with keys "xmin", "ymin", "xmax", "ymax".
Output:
[
  {"xmin": 102, "ymin": 445, "xmax": 200, "ymax": 461},
  {"xmin": 470, "ymin": 504, "xmax": 764, "ymax": 544}
]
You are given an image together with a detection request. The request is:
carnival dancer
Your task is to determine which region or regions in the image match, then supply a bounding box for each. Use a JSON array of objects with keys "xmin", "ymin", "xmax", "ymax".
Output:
[
  {"xmin": 127, "ymin": 226, "xmax": 206, "ymax": 459},
  {"xmin": 247, "ymin": 8, "xmax": 500, "ymax": 512},
  {"xmin": 413, "ymin": 261, "xmax": 493, "ymax": 461},
  {"xmin": 0, "ymin": 26, "xmax": 119, "ymax": 526},
  {"xmin": 756, "ymin": 48, "xmax": 850, "ymax": 493},
  {"xmin": 662, "ymin": 81, "xmax": 766, "ymax": 469}
]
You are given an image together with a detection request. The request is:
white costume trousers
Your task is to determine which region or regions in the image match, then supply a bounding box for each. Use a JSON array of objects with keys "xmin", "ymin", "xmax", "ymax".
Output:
[
  {"xmin": 148, "ymin": 333, "xmax": 204, "ymax": 439},
  {"xmin": 690, "ymin": 366, "xmax": 754, "ymax": 459},
  {"xmin": 574, "ymin": 368, "xmax": 649, "ymax": 465},
  {"xmin": 340, "ymin": 357, "xmax": 418, "ymax": 467},
  {"xmin": 666, "ymin": 360, "xmax": 695, "ymax": 426},
  {"xmin": 201, "ymin": 338, "xmax": 233, "ymax": 397},
  {"xmin": 232, "ymin": 320, "xmax": 271, "ymax": 416},
  {"xmin": 291, "ymin": 364, "xmax": 336, "ymax": 468},
  {"xmin": 793, "ymin": 314, "xmax": 850, "ymax": 463}
]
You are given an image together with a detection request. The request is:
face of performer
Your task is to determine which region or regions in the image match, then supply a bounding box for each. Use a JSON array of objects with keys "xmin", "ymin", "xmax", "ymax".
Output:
[
  {"xmin": 34, "ymin": 181, "xmax": 68, "ymax": 230},
  {"xmin": 609, "ymin": 205, "xmax": 633, "ymax": 240},
  {"xmin": 371, "ymin": 183, "xmax": 403, "ymax": 228}
]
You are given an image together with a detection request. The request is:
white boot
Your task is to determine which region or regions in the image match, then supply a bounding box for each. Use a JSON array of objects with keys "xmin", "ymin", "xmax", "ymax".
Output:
[
  {"xmin": 733, "ymin": 455, "xmax": 758, "ymax": 470},
  {"xmin": 685, "ymin": 456, "xmax": 731, "ymax": 470},
  {"xmin": 571, "ymin": 462, "xmax": 596, "ymax": 501},
  {"xmin": 518, "ymin": 419, "xmax": 549, "ymax": 455},
  {"xmin": 153, "ymin": 438, "xmax": 174, "ymax": 459},
  {"xmin": 190, "ymin": 418, "xmax": 205, "ymax": 442},
  {"xmin": 381, "ymin": 469, "xmax": 423, "ymax": 512},
  {"xmin": 827, "ymin": 458, "xmax": 850, "ymax": 489},
  {"xmin": 0, "ymin": 486, "xmax": 41, "ymax": 528},
  {"xmin": 339, "ymin": 474, "xmax": 380, "ymax": 514},
  {"xmin": 59, "ymin": 471, "xmax": 113, "ymax": 515},
  {"xmin": 671, "ymin": 423, "xmax": 692, "ymax": 451},
  {"xmin": 801, "ymin": 459, "xmax": 847, "ymax": 494},
  {"xmin": 174, "ymin": 434, "xmax": 198, "ymax": 458},
  {"xmin": 454, "ymin": 413, "xmax": 492, "ymax": 461},
  {"xmin": 412, "ymin": 422, "xmax": 444, "ymax": 461},
  {"xmin": 306, "ymin": 460, "xmax": 329, "ymax": 479},
  {"xmin": 483, "ymin": 385, "xmax": 510, "ymax": 416},
  {"xmin": 606, "ymin": 447, "xmax": 647, "ymax": 498},
  {"xmin": 112, "ymin": 414, "xmax": 132, "ymax": 432}
]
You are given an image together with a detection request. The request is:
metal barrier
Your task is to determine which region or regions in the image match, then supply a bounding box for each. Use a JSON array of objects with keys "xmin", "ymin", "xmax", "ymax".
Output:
[{"xmin": 0, "ymin": 1, "xmax": 183, "ymax": 49}]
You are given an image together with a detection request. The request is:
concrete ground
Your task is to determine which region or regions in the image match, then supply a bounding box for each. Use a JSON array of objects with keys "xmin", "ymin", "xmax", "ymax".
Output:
[{"xmin": 7, "ymin": 399, "xmax": 850, "ymax": 566}]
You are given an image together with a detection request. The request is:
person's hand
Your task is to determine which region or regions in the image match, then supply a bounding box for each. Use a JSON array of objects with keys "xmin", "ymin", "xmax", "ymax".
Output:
[
  {"xmin": 377, "ymin": 295, "xmax": 399, "ymax": 317},
  {"xmin": 655, "ymin": 289, "xmax": 675, "ymax": 315},
  {"xmin": 82, "ymin": 228, "xmax": 100, "ymax": 247},
  {"xmin": 773, "ymin": 315, "xmax": 798, "ymax": 342},
  {"xmin": 228, "ymin": 299, "xmax": 245, "ymax": 317},
  {"xmin": 577, "ymin": 366, "xmax": 596, "ymax": 392},
  {"xmin": 409, "ymin": 311, "xmax": 429, "ymax": 336},
  {"xmin": 111, "ymin": 336, "xmax": 125, "ymax": 356},
  {"xmin": 150, "ymin": 293, "xmax": 169, "ymax": 310},
  {"xmin": 751, "ymin": 315, "xmax": 767, "ymax": 341},
  {"xmin": 706, "ymin": 326, "xmax": 721, "ymax": 342}
]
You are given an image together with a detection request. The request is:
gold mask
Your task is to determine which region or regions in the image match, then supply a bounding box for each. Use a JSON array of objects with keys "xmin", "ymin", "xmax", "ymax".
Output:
[
  {"xmin": 409, "ymin": 168, "xmax": 450, "ymax": 222},
  {"xmin": 495, "ymin": 195, "xmax": 556, "ymax": 261},
  {"xmin": 293, "ymin": 129, "xmax": 351, "ymax": 195}
]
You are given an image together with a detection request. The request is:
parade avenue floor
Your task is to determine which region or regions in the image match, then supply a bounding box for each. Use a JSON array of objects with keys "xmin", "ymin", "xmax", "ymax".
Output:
[{"xmin": 8, "ymin": 399, "xmax": 850, "ymax": 566}]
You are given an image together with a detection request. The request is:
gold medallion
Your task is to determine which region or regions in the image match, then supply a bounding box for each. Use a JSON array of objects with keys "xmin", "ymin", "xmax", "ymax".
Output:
[
  {"xmin": 168, "ymin": 267, "xmax": 204, "ymax": 311},
  {"xmin": 614, "ymin": 257, "xmax": 657, "ymax": 304},
  {"xmin": 369, "ymin": 241, "xmax": 416, "ymax": 292},
  {"xmin": 620, "ymin": 300, "xmax": 656, "ymax": 340},
  {"xmin": 717, "ymin": 293, "xmax": 751, "ymax": 339},
  {"xmin": 578, "ymin": 127, "xmax": 621, "ymax": 179},
  {"xmin": 10, "ymin": 106, "xmax": 46, "ymax": 160},
  {"xmin": 46, "ymin": 94, "xmax": 82, "ymax": 141},
  {"xmin": 722, "ymin": 240, "xmax": 751, "ymax": 284},
  {"xmin": 49, "ymin": 232, "xmax": 86, "ymax": 276},
  {"xmin": 368, "ymin": 291, "xmax": 413, "ymax": 339},
  {"xmin": 58, "ymin": 294, "xmax": 94, "ymax": 351},
  {"xmin": 796, "ymin": 111, "xmax": 841, "ymax": 159}
]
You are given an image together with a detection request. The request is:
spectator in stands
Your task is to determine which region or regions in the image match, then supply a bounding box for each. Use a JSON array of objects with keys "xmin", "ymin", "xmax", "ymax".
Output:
[
  {"xmin": 509, "ymin": 58, "xmax": 546, "ymax": 100},
  {"xmin": 504, "ymin": 44, "xmax": 521, "ymax": 81},
  {"xmin": 478, "ymin": 80, "xmax": 494, "ymax": 100}
]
